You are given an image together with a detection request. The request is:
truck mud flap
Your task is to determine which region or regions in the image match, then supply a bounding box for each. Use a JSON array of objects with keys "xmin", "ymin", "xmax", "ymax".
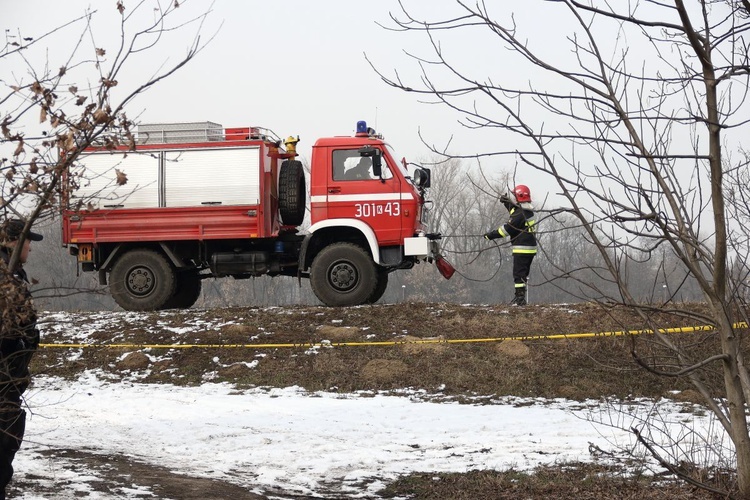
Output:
[
  {"xmin": 98, "ymin": 244, "xmax": 125, "ymax": 285},
  {"xmin": 297, "ymin": 234, "xmax": 312, "ymax": 285}
]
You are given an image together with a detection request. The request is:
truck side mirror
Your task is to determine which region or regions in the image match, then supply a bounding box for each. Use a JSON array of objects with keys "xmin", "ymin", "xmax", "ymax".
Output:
[
  {"xmin": 358, "ymin": 146, "xmax": 383, "ymax": 179},
  {"xmin": 371, "ymin": 150, "xmax": 382, "ymax": 178}
]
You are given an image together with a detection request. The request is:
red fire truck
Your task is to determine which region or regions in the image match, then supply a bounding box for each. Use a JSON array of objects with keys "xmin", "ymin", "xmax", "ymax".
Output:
[{"xmin": 62, "ymin": 120, "xmax": 453, "ymax": 310}]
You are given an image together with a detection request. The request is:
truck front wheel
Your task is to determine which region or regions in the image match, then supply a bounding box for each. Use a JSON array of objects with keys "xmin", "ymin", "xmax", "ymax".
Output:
[
  {"xmin": 310, "ymin": 243, "xmax": 377, "ymax": 307},
  {"xmin": 110, "ymin": 249, "xmax": 176, "ymax": 311},
  {"xmin": 367, "ymin": 267, "xmax": 389, "ymax": 304}
]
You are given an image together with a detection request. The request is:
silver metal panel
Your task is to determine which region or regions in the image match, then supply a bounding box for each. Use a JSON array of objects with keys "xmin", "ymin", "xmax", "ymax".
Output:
[
  {"xmin": 164, "ymin": 148, "xmax": 260, "ymax": 207},
  {"xmin": 72, "ymin": 152, "xmax": 160, "ymax": 209},
  {"xmin": 138, "ymin": 122, "xmax": 223, "ymax": 144}
]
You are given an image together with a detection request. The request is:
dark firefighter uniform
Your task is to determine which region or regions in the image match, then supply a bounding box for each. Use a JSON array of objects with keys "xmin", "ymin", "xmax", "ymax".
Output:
[
  {"xmin": 484, "ymin": 185, "xmax": 537, "ymax": 306},
  {"xmin": 1, "ymin": 220, "xmax": 43, "ymax": 499}
]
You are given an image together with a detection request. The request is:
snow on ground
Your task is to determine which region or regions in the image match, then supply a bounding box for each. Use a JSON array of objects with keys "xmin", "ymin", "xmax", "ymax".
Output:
[
  {"xmin": 9, "ymin": 309, "xmax": 733, "ymax": 499},
  {"xmin": 14, "ymin": 373, "xmax": 727, "ymax": 499}
]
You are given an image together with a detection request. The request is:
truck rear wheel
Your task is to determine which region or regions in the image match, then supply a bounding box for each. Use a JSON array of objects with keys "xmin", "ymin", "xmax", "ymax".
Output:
[
  {"xmin": 162, "ymin": 271, "xmax": 202, "ymax": 309},
  {"xmin": 110, "ymin": 249, "xmax": 176, "ymax": 311},
  {"xmin": 367, "ymin": 267, "xmax": 389, "ymax": 304},
  {"xmin": 279, "ymin": 159, "xmax": 306, "ymax": 226},
  {"xmin": 310, "ymin": 243, "xmax": 377, "ymax": 307}
]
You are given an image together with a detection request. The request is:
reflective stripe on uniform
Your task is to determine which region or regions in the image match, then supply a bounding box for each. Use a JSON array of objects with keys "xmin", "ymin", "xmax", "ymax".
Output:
[{"xmin": 512, "ymin": 245, "xmax": 537, "ymax": 254}]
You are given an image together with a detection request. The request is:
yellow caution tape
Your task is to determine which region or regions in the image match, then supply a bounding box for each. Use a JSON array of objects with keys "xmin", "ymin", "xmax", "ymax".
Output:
[{"xmin": 38, "ymin": 322, "xmax": 748, "ymax": 350}]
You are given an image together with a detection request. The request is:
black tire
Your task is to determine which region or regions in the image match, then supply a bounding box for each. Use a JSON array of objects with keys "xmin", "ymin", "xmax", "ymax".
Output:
[
  {"xmin": 310, "ymin": 243, "xmax": 377, "ymax": 307},
  {"xmin": 162, "ymin": 271, "xmax": 202, "ymax": 309},
  {"xmin": 279, "ymin": 159, "xmax": 306, "ymax": 226},
  {"xmin": 109, "ymin": 249, "xmax": 176, "ymax": 311},
  {"xmin": 367, "ymin": 267, "xmax": 389, "ymax": 304}
]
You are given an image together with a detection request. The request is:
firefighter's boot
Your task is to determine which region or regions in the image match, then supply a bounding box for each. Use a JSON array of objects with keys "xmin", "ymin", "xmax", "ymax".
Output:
[{"xmin": 512, "ymin": 286, "xmax": 527, "ymax": 306}]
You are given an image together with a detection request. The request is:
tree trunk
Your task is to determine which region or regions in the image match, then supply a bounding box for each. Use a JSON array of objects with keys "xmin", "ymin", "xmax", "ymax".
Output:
[
  {"xmin": 697, "ymin": 13, "xmax": 750, "ymax": 493},
  {"xmin": 717, "ymin": 313, "xmax": 750, "ymax": 497}
]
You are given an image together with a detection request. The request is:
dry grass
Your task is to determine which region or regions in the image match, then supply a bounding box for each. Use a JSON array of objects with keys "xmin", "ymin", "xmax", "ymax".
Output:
[
  {"xmin": 35, "ymin": 302, "xmax": 719, "ymax": 399},
  {"xmin": 380, "ymin": 463, "xmax": 721, "ymax": 499}
]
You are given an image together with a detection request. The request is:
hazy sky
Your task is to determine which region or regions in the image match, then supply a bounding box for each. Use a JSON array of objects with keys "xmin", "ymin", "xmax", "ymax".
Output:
[
  {"xmin": 9, "ymin": 1, "xmax": 730, "ymax": 214},
  {"xmin": 4, "ymin": 1, "xmax": 616, "ymax": 210},
  {"xmin": 3, "ymin": 1, "xmax": 490, "ymax": 168}
]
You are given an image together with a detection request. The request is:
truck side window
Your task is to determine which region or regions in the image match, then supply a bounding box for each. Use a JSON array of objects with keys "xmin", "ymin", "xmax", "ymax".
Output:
[
  {"xmin": 333, "ymin": 152, "xmax": 347, "ymax": 181},
  {"xmin": 345, "ymin": 157, "xmax": 372, "ymax": 180},
  {"xmin": 332, "ymin": 149, "xmax": 391, "ymax": 181}
]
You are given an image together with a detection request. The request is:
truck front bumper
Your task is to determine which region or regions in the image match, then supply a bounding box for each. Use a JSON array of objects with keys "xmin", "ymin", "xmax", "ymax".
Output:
[{"xmin": 403, "ymin": 234, "xmax": 454, "ymax": 279}]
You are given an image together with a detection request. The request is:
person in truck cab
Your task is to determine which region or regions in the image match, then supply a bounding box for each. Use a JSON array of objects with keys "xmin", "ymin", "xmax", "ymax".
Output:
[
  {"xmin": 0, "ymin": 218, "xmax": 43, "ymax": 499},
  {"xmin": 483, "ymin": 185, "xmax": 537, "ymax": 306},
  {"xmin": 345, "ymin": 157, "xmax": 372, "ymax": 180}
]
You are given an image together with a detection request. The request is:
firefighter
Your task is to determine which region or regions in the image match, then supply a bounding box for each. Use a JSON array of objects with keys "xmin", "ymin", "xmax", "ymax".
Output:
[
  {"xmin": 0, "ymin": 219, "xmax": 43, "ymax": 499},
  {"xmin": 345, "ymin": 157, "xmax": 372, "ymax": 180},
  {"xmin": 483, "ymin": 185, "xmax": 537, "ymax": 306}
]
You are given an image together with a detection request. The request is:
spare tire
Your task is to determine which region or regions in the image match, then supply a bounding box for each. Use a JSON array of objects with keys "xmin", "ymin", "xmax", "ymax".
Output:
[{"xmin": 279, "ymin": 159, "xmax": 306, "ymax": 226}]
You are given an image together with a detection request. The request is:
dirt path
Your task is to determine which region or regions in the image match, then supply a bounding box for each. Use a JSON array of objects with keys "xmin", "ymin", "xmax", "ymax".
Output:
[{"xmin": 11, "ymin": 448, "xmax": 268, "ymax": 500}]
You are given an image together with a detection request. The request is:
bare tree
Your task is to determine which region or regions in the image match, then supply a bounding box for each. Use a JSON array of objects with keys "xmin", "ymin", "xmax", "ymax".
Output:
[
  {"xmin": 374, "ymin": 0, "xmax": 750, "ymax": 495},
  {"xmin": 1, "ymin": 0, "xmax": 213, "ymax": 266},
  {"xmin": 0, "ymin": 2, "xmax": 214, "ymax": 459}
]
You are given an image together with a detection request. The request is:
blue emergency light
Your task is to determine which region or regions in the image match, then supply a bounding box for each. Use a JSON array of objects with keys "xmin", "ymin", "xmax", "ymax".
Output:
[{"xmin": 355, "ymin": 120, "xmax": 378, "ymax": 138}]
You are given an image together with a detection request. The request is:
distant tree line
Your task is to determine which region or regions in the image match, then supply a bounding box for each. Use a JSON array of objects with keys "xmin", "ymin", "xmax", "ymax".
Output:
[{"xmin": 27, "ymin": 158, "xmax": 705, "ymax": 311}]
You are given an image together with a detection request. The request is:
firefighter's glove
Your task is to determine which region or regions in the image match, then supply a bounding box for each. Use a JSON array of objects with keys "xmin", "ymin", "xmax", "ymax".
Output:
[
  {"xmin": 483, "ymin": 231, "xmax": 496, "ymax": 241},
  {"xmin": 500, "ymin": 194, "xmax": 511, "ymax": 204}
]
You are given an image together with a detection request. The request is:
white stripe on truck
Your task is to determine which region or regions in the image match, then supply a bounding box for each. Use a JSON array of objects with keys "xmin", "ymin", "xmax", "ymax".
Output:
[{"xmin": 310, "ymin": 193, "xmax": 414, "ymax": 203}]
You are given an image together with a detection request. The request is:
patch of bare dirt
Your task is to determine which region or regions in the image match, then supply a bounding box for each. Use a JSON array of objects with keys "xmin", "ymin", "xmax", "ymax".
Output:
[
  {"xmin": 117, "ymin": 351, "xmax": 151, "ymax": 370},
  {"xmin": 316, "ymin": 324, "xmax": 360, "ymax": 340},
  {"xmin": 399, "ymin": 335, "xmax": 448, "ymax": 354},
  {"xmin": 9, "ymin": 449, "xmax": 265, "ymax": 500},
  {"xmin": 495, "ymin": 338, "xmax": 531, "ymax": 358},
  {"xmin": 361, "ymin": 358, "xmax": 409, "ymax": 383}
]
